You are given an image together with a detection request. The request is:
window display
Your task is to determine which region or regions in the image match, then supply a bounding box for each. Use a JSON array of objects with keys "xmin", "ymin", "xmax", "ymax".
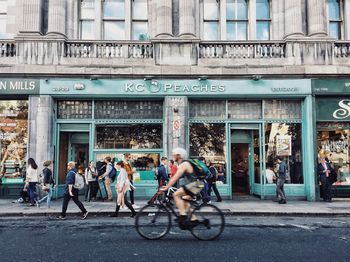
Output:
[{"xmin": 0, "ymin": 100, "xmax": 28, "ymax": 184}]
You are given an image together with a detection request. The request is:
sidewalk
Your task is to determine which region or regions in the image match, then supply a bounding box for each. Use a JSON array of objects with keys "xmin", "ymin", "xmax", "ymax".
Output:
[{"xmin": 1, "ymin": 198, "xmax": 350, "ymax": 217}]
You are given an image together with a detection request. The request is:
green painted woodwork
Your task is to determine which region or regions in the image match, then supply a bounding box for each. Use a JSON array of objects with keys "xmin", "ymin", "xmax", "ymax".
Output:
[
  {"xmin": 312, "ymin": 79, "xmax": 350, "ymax": 94},
  {"xmin": 316, "ymin": 98, "xmax": 350, "ymax": 121}
]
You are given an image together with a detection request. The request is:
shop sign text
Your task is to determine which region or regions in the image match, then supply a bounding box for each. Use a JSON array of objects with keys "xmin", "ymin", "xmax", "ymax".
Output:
[
  {"xmin": 0, "ymin": 80, "xmax": 39, "ymax": 94},
  {"xmin": 333, "ymin": 100, "xmax": 350, "ymax": 119},
  {"xmin": 124, "ymin": 82, "xmax": 226, "ymax": 93}
]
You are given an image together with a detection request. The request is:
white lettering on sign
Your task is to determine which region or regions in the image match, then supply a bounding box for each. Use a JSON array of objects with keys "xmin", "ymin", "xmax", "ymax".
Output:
[
  {"xmin": 333, "ymin": 100, "xmax": 350, "ymax": 119},
  {"xmin": 0, "ymin": 81, "xmax": 36, "ymax": 90},
  {"xmin": 345, "ymin": 83, "xmax": 350, "ymax": 88},
  {"xmin": 124, "ymin": 83, "xmax": 226, "ymax": 93},
  {"xmin": 271, "ymin": 87, "xmax": 298, "ymax": 92}
]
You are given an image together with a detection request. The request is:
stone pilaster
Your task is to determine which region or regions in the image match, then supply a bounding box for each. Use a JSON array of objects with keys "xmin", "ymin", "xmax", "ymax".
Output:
[
  {"xmin": 307, "ymin": 0, "xmax": 327, "ymax": 37},
  {"xmin": 179, "ymin": 0, "xmax": 196, "ymax": 37},
  {"xmin": 156, "ymin": 0, "xmax": 173, "ymax": 37},
  {"xmin": 284, "ymin": 0, "xmax": 304, "ymax": 38},
  {"xmin": 20, "ymin": 0, "xmax": 43, "ymax": 35},
  {"xmin": 47, "ymin": 0, "xmax": 66, "ymax": 36},
  {"xmin": 164, "ymin": 97, "xmax": 188, "ymax": 158},
  {"xmin": 344, "ymin": 0, "xmax": 350, "ymax": 40}
]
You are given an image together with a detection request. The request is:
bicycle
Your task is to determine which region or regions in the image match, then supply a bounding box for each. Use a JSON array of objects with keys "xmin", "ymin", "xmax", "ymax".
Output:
[{"xmin": 135, "ymin": 187, "xmax": 225, "ymax": 241}]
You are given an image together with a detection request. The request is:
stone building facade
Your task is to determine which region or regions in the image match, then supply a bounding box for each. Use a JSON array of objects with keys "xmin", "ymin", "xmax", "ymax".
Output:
[{"xmin": 1, "ymin": 0, "xmax": 350, "ymax": 200}]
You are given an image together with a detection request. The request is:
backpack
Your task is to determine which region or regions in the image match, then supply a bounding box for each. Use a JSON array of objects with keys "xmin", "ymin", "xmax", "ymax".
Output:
[
  {"xmin": 187, "ymin": 159, "xmax": 214, "ymax": 181},
  {"xmin": 109, "ymin": 164, "xmax": 117, "ymax": 182},
  {"xmin": 74, "ymin": 172, "xmax": 85, "ymax": 190}
]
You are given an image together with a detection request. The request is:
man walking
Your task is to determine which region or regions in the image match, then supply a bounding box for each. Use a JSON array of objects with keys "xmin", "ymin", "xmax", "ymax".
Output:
[
  {"xmin": 99, "ymin": 157, "xmax": 113, "ymax": 201},
  {"xmin": 156, "ymin": 157, "xmax": 169, "ymax": 187},
  {"xmin": 275, "ymin": 157, "xmax": 287, "ymax": 204},
  {"xmin": 57, "ymin": 161, "xmax": 88, "ymax": 220},
  {"xmin": 318, "ymin": 156, "xmax": 335, "ymax": 202}
]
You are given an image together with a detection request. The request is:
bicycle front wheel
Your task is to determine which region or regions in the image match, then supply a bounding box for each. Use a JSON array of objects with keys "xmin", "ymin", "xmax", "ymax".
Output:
[
  {"xmin": 135, "ymin": 204, "xmax": 171, "ymax": 240},
  {"xmin": 190, "ymin": 204, "xmax": 225, "ymax": 241}
]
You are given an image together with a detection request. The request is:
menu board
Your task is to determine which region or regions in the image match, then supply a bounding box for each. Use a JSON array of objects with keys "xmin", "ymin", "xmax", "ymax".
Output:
[
  {"xmin": 276, "ymin": 135, "xmax": 292, "ymax": 156},
  {"xmin": 0, "ymin": 100, "xmax": 28, "ymax": 183}
]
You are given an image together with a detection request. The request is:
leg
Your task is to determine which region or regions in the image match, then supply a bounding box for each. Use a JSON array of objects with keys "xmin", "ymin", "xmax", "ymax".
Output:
[
  {"xmin": 276, "ymin": 178, "xmax": 286, "ymax": 201},
  {"xmin": 61, "ymin": 193, "xmax": 71, "ymax": 217},
  {"xmin": 104, "ymin": 179, "xmax": 113, "ymax": 200},
  {"xmin": 129, "ymin": 180, "xmax": 135, "ymax": 205},
  {"xmin": 320, "ymin": 175, "xmax": 328, "ymax": 200},
  {"xmin": 71, "ymin": 192, "xmax": 87, "ymax": 214},
  {"xmin": 28, "ymin": 184, "xmax": 35, "ymax": 205},
  {"xmin": 173, "ymin": 187, "xmax": 190, "ymax": 216},
  {"xmin": 325, "ymin": 177, "xmax": 332, "ymax": 201},
  {"xmin": 212, "ymin": 183, "xmax": 222, "ymax": 201},
  {"xmin": 47, "ymin": 186, "xmax": 52, "ymax": 208},
  {"xmin": 124, "ymin": 194, "xmax": 136, "ymax": 217},
  {"xmin": 84, "ymin": 183, "xmax": 89, "ymax": 201}
]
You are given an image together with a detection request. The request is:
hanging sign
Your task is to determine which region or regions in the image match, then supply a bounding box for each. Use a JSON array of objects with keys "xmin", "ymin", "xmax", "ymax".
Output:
[{"xmin": 276, "ymin": 135, "xmax": 292, "ymax": 156}]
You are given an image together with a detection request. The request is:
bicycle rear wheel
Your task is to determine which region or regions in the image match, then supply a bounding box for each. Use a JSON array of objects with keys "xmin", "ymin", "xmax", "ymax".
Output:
[
  {"xmin": 135, "ymin": 204, "xmax": 171, "ymax": 240},
  {"xmin": 190, "ymin": 204, "xmax": 225, "ymax": 240}
]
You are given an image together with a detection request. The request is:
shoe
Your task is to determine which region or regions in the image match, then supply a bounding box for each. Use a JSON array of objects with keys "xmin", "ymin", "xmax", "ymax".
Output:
[
  {"xmin": 35, "ymin": 201, "xmax": 40, "ymax": 208},
  {"xmin": 216, "ymin": 199, "xmax": 222, "ymax": 202},
  {"xmin": 189, "ymin": 220, "xmax": 200, "ymax": 228},
  {"xmin": 326, "ymin": 199, "xmax": 332, "ymax": 203},
  {"xmin": 82, "ymin": 211, "xmax": 89, "ymax": 219},
  {"xmin": 130, "ymin": 212, "xmax": 137, "ymax": 218},
  {"xmin": 278, "ymin": 200, "xmax": 287, "ymax": 204},
  {"xmin": 28, "ymin": 203, "xmax": 35, "ymax": 207},
  {"xmin": 132, "ymin": 204, "xmax": 140, "ymax": 209},
  {"xmin": 56, "ymin": 215, "xmax": 66, "ymax": 220},
  {"xmin": 272, "ymin": 198, "xmax": 280, "ymax": 202},
  {"xmin": 107, "ymin": 198, "xmax": 113, "ymax": 202}
]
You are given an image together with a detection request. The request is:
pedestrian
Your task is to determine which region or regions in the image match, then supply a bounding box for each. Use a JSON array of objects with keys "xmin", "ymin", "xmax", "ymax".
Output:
[
  {"xmin": 207, "ymin": 161, "xmax": 222, "ymax": 202},
  {"xmin": 98, "ymin": 157, "xmax": 113, "ymax": 201},
  {"xmin": 38, "ymin": 160, "xmax": 55, "ymax": 208},
  {"xmin": 156, "ymin": 157, "xmax": 169, "ymax": 187},
  {"xmin": 57, "ymin": 161, "xmax": 88, "ymax": 220},
  {"xmin": 275, "ymin": 157, "xmax": 287, "ymax": 204},
  {"xmin": 318, "ymin": 156, "xmax": 335, "ymax": 202},
  {"xmin": 169, "ymin": 159, "xmax": 177, "ymax": 178},
  {"xmin": 110, "ymin": 161, "xmax": 136, "ymax": 218},
  {"xmin": 198, "ymin": 157, "xmax": 210, "ymax": 203},
  {"xmin": 24, "ymin": 158, "xmax": 39, "ymax": 207},
  {"xmin": 84, "ymin": 161, "xmax": 98, "ymax": 201},
  {"xmin": 123, "ymin": 153, "xmax": 139, "ymax": 209}
]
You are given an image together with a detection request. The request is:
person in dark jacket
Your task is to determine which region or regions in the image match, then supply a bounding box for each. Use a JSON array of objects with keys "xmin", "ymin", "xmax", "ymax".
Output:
[
  {"xmin": 207, "ymin": 161, "xmax": 222, "ymax": 202},
  {"xmin": 156, "ymin": 157, "xmax": 169, "ymax": 187},
  {"xmin": 318, "ymin": 156, "xmax": 335, "ymax": 202},
  {"xmin": 57, "ymin": 161, "xmax": 88, "ymax": 220},
  {"xmin": 38, "ymin": 160, "xmax": 55, "ymax": 208},
  {"xmin": 275, "ymin": 157, "xmax": 287, "ymax": 204}
]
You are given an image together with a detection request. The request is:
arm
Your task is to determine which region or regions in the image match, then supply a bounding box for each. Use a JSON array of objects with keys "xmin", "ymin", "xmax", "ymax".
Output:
[
  {"xmin": 84, "ymin": 168, "xmax": 89, "ymax": 185},
  {"xmin": 68, "ymin": 184, "xmax": 74, "ymax": 196}
]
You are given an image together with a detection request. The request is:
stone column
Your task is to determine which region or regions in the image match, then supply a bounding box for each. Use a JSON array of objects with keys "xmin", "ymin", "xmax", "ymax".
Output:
[
  {"xmin": 164, "ymin": 97, "xmax": 188, "ymax": 158},
  {"xmin": 307, "ymin": 0, "xmax": 327, "ymax": 37},
  {"xmin": 284, "ymin": 0, "xmax": 304, "ymax": 38},
  {"xmin": 156, "ymin": 0, "xmax": 173, "ymax": 37},
  {"xmin": 179, "ymin": 0, "xmax": 196, "ymax": 37},
  {"xmin": 20, "ymin": 0, "xmax": 43, "ymax": 34},
  {"xmin": 47, "ymin": 0, "xmax": 66, "ymax": 36},
  {"xmin": 344, "ymin": 0, "xmax": 350, "ymax": 40}
]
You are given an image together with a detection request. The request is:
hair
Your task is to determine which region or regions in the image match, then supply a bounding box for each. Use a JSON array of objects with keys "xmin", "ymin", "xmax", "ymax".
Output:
[
  {"xmin": 27, "ymin": 158, "xmax": 38, "ymax": 169},
  {"xmin": 172, "ymin": 148, "xmax": 188, "ymax": 159},
  {"xmin": 89, "ymin": 160, "xmax": 94, "ymax": 165},
  {"xmin": 170, "ymin": 160, "xmax": 174, "ymax": 164},
  {"xmin": 161, "ymin": 156, "xmax": 168, "ymax": 161},
  {"xmin": 67, "ymin": 161, "xmax": 76, "ymax": 169},
  {"xmin": 105, "ymin": 156, "xmax": 112, "ymax": 162},
  {"xmin": 198, "ymin": 156, "xmax": 205, "ymax": 162},
  {"xmin": 275, "ymin": 157, "xmax": 283, "ymax": 162},
  {"xmin": 116, "ymin": 161, "xmax": 124, "ymax": 167},
  {"xmin": 43, "ymin": 160, "xmax": 52, "ymax": 167}
]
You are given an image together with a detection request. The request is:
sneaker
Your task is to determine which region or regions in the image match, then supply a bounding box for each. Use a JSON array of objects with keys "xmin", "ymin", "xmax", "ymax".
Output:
[
  {"xmin": 278, "ymin": 200, "xmax": 287, "ymax": 204},
  {"xmin": 56, "ymin": 215, "xmax": 66, "ymax": 220},
  {"xmin": 35, "ymin": 200, "xmax": 40, "ymax": 208},
  {"xmin": 132, "ymin": 204, "xmax": 140, "ymax": 209},
  {"xmin": 82, "ymin": 211, "xmax": 89, "ymax": 220}
]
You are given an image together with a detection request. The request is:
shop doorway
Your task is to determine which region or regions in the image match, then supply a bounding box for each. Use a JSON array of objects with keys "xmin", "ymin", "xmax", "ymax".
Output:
[{"xmin": 231, "ymin": 143, "xmax": 250, "ymax": 194}]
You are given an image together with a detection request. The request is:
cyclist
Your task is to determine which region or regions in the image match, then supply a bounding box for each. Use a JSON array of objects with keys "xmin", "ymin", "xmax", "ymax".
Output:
[{"xmin": 160, "ymin": 148, "xmax": 205, "ymax": 228}]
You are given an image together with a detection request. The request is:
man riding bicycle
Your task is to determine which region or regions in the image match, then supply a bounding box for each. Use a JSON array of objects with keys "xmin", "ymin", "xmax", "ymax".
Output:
[{"xmin": 160, "ymin": 148, "xmax": 205, "ymax": 228}]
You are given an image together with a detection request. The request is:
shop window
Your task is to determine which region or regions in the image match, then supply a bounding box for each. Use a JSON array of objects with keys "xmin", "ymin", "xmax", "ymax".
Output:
[
  {"xmin": 94, "ymin": 101, "xmax": 163, "ymax": 119},
  {"xmin": 226, "ymin": 0, "xmax": 248, "ymax": 40},
  {"xmin": 265, "ymin": 123, "xmax": 303, "ymax": 184},
  {"xmin": 263, "ymin": 100, "xmax": 301, "ymax": 120},
  {"xmin": 317, "ymin": 124, "xmax": 350, "ymax": 186},
  {"xmin": 80, "ymin": 0, "xmax": 96, "ymax": 39},
  {"xmin": 57, "ymin": 101, "xmax": 92, "ymax": 119},
  {"xmin": 189, "ymin": 123, "xmax": 227, "ymax": 184},
  {"xmin": 228, "ymin": 101, "xmax": 262, "ymax": 119},
  {"xmin": 189, "ymin": 100, "xmax": 226, "ymax": 119},
  {"xmin": 103, "ymin": 0, "xmax": 126, "ymax": 40},
  {"xmin": 203, "ymin": 0, "xmax": 220, "ymax": 40},
  {"xmin": 328, "ymin": 0, "xmax": 342, "ymax": 40},
  {"xmin": 0, "ymin": 100, "xmax": 28, "ymax": 184},
  {"xmin": 95, "ymin": 124, "xmax": 162, "ymax": 149},
  {"xmin": 132, "ymin": 0, "xmax": 149, "ymax": 40},
  {"xmin": 256, "ymin": 0, "xmax": 270, "ymax": 40}
]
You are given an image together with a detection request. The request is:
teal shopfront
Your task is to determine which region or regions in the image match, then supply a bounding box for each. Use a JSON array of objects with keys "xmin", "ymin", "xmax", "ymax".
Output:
[
  {"xmin": 313, "ymin": 79, "xmax": 350, "ymax": 197},
  {"xmin": 41, "ymin": 78, "xmax": 316, "ymax": 201}
]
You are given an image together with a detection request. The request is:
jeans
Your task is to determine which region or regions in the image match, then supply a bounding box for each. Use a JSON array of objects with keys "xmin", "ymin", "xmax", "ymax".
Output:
[
  {"xmin": 276, "ymin": 178, "xmax": 286, "ymax": 201},
  {"xmin": 38, "ymin": 185, "xmax": 53, "ymax": 208},
  {"xmin": 61, "ymin": 189, "xmax": 87, "ymax": 217},
  {"xmin": 320, "ymin": 174, "xmax": 332, "ymax": 201},
  {"xmin": 28, "ymin": 182, "xmax": 38, "ymax": 205},
  {"xmin": 129, "ymin": 180, "xmax": 134, "ymax": 205},
  {"xmin": 85, "ymin": 181, "xmax": 96, "ymax": 201}
]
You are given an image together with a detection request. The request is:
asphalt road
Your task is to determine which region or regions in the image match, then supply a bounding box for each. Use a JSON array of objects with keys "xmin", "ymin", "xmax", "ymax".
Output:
[{"xmin": 0, "ymin": 216, "xmax": 349, "ymax": 262}]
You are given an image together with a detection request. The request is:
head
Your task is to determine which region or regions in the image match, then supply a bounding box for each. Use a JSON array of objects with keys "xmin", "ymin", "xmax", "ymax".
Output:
[
  {"xmin": 67, "ymin": 161, "xmax": 76, "ymax": 171},
  {"xmin": 124, "ymin": 153, "xmax": 131, "ymax": 161},
  {"xmin": 105, "ymin": 156, "xmax": 111, "ymax": 163},
  {"xmin": 116, "ymin": 160, "xmax": 124, "ymax": 170},
  {"xmin": 27, "ymin": 158, "xmax": 38, "ymax": 169},
  {"xmin": 43, "ymin": 160, "xmax": 52, "ymax": 169},
  {"xmin": 172, "ymin": 148, "xmax": 188, "ymax": 164},
  {"xmin": 275, "ymin": 157, "xmax": 282, "ymax": 164},
  {"xmin": 320, "ymin": 157, "xmax": 326, "ymax": 164},
  {"xmin": 78, "ymin": 165, "xmax": 84, "ymax": 174},
  {"xmin": 170, "ymin": 160, "xmax": 174, "ymax": 165},
  {"xmin": 89, "ymin": 160, "xmax": 94, "ymax": 167},
  {"xmin": 161, "ymin": 156, "xmax": 168, "ymax": 165}
]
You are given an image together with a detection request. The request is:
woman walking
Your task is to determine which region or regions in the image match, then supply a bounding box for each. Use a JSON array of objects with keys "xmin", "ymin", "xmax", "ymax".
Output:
[
  {"xmin": 84, "ymin": 161, "xmax": 98, "ymax": 201},
  {"xmin": 24, "ymin": 158, "xmax": 39, "ymax": 207},
  {"xmin": 110, "ymin": 161, "xmax": 136, "ymax": 218},
  {"xmin": 38, "ymin": 160, "xmax": 55, "ymax": 208}
]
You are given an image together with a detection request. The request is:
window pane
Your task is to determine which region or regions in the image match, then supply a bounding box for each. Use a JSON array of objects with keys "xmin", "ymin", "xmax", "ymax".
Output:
[
  {"xmin": 0, "ymin": 0, "xmax": 8, "ymax": 13},
  {"xmin": 81, "ymin": 0, "xmax": 95, "ymax": 19},
  {"xmin": 103, "ymin": 0, "xmax": 125, "ymax": 19},
  {"xmin": 189, "ymin": 100, "xmax": 226, "ymax": 118},
  {"xmin": 256, "ymin": 0, "xmax": 270, "ymax": 19},
  {"xmin": 329, "ymin": 22, "xmax": 340, "ymax": 39},
  {"xmin": 228, "ymin": 101, "xmax": 262, "ymax": 119},
  {"xmin": 204, "ymin": 0, "xmax": 219, "ymax": 20},
  {"xmin": 317, "ymin": 128, "xmax": 350, "ymax": 186},
  {"xmin": 264, "ymin": 100, "xmax": 301, "ymax": 120},
  {"xmin": 104, "ymin": 21, "xmax": 125, "ymax": 40},
  {"xmin": 0, "ymin": 15, "xmax": 7, "ymax": 37},
  {"xmin": 226, "ymin": 22, "xmax": 236, "ymax": 40},
  {"xmin": 133, "ymin": 0, "xmax": 148, "ymax": 20},
  {"xmin": 204, "ymin": 22, "xmax": 219, "ymax": 40},
  {"xmin": 95, "ymin": 124, "xmax": 162, "ymax": 149},
  {"xmin": 0, "ymin": 100, "xmax": 28, "ymax": 184},
  {"xmin": 256, "ymin": 21, "xmax": 270, "ymax": 40},
  {"xmin": 190, "ymin": 123, "xmax": 227, "ymax": 184},
  {"xmin": 81, "ymin": 20, "xmax": 95, "ymax": 39},
  {"xmin": 58, "ymin": 101, "xmax": 92, "ymax": 119},
  {"xmin": 132, "ymin": 22, "xmax": 149, "ymax": 40},
  {"xmin": 237, "ymin": 0, "xmax": 248, "ymax": 20},
  {"xmin": 227, "ymin": 22, "xmax": 247, "ymax": 40},
  {"xmin": 265, "ymin": 123, "xmax": 303, "ymax": 184},
  {"xmin": 237, "ymin": 22, "xmax": 247, "ymax": 40},
  {"xmin": 226, "ymin": 0, "xmax": 236, "ymax": 20},
  {"xmin": 328, "ymin": 0, "xmax": 340, "ymax": 20}
]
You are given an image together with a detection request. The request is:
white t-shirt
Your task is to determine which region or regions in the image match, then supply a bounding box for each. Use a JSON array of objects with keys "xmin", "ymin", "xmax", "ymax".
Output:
[
  {"xmin": 265, "ymin": 169, "xmax": 275, "ymax": 184},
  {"xmin": 26, "ymin": 166, "xmax": 39, "ymax": 183}
]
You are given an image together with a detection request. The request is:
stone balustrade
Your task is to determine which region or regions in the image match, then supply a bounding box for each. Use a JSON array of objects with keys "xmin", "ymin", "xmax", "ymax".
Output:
[
  {"xmin": 0, "ymin": 40, "xmax": 16, "ymax": 58},
  {"xmin": 334, "ymin": 41, "xmax": 350, "ymax": 57}
]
